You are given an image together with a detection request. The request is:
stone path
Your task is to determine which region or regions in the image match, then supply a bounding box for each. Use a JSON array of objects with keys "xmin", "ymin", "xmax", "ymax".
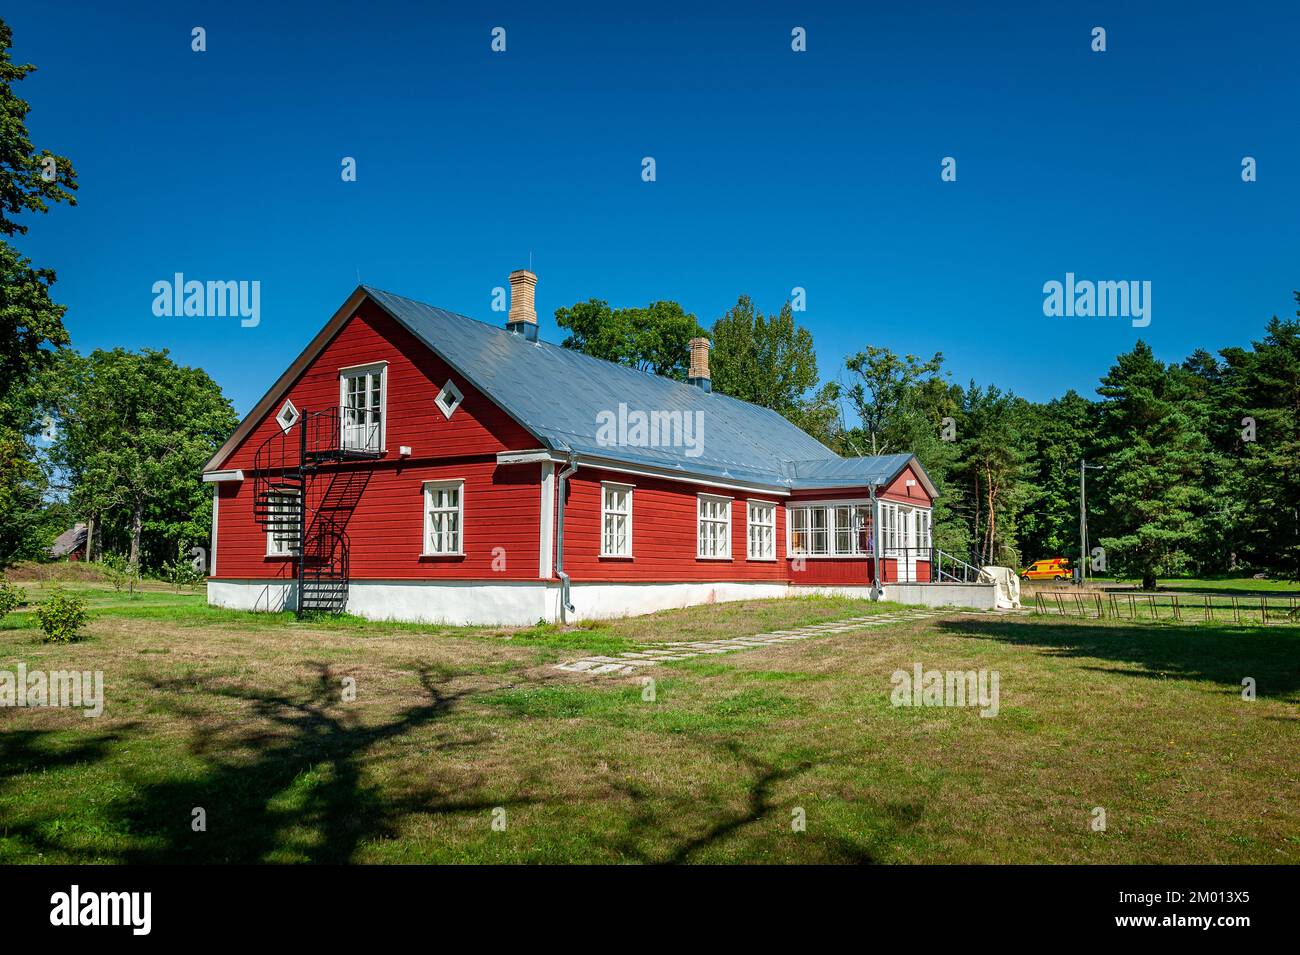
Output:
[{"xmin": 552, "ymin": 608, "xmax": 953, "ymax": 676}]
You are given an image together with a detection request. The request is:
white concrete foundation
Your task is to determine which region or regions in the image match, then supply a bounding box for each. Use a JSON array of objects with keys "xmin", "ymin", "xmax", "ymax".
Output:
[
  {"xmin": 882, "ymin": 582, "xmax": 999, "ymax": 609},
  {"xmin": 208, "ymin": 579, "xmax": 297, "ymax": 614},
  {"xmin": 783, "ymin": 583, "xmax": 997, "ymax": 610},
  {"xmin": 208, "ymin": 577, "xmax": 998, "ymax": 625},
  {"xmin": 558, "ymin": 581, "xmax": 790, "ymax": 623}
]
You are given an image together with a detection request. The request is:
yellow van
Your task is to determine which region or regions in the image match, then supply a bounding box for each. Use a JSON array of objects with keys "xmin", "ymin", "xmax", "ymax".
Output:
[{"xmin": 1021, "ymin": 557, "xmax": 1071, "ymax": 581}]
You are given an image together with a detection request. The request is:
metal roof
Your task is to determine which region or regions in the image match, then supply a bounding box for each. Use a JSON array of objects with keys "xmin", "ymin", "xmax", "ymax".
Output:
[
  {"xmin": 364, "ymin": 287, "xmax": 926, "ymax": 493},
  {"xmin": 49, "ymin": 523, "xmax": 87, "ymax": 558},
  {"xmin": 786, "ymin": 454, "xmax": 923, "ymax": 488}
]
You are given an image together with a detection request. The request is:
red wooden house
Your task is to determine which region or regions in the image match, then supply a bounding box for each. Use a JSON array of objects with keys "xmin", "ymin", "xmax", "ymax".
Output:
[{"xmin": 202, "ymin": 270, "xmax": 980, "ymax": 625}]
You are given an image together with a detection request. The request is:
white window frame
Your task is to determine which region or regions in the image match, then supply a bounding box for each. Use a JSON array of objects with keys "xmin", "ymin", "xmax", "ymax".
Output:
[
  {"xmin": 435, "ymin": 379, "xmax": 463, "ymax": 420},
  {"xmin": 339, "ymin": 361, "xmax": 387, "ymax": 453},
  {"xmin": 422, "ymin": 479, "xmax": 464, "ymax": 556},
  {"xmin": 697, "ymin": 494, "xmax": 733, "ymax": 560},
  {"xmin": 785, "ymin": 500, "xmax": 884, "ymax": 558},
  {"xmin": 600, "ymin": 482, "xmax": 634, "ymax": 558},
  {"xmin": 265, "ymin": 489, "xmax": 300, "ymax": 557},
  {"xmin": 746, "ymin": 499, "xmax": 776, "ymax": 561},
  {"xmin": 275, "ymin": 399, "xmax": 300, "ymax": 433}
]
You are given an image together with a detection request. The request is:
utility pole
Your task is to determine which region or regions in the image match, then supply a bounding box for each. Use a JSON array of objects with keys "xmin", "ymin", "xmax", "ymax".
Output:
[{"xmin": 1079, "ymin": 459, "xmax": 1103, "ymax": 586}]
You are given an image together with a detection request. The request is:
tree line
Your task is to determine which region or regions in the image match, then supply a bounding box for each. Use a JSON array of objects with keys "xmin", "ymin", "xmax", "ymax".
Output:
[
  {"xmin": 0, "ymin": 18, "xmax": 234, "ymax": 574},
  {"xmin": 554, "ymin": 292, "xmax": 1300, "ymax": 586}
]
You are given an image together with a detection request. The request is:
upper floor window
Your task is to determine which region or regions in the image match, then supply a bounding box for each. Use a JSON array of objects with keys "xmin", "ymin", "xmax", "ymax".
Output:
[
  {"xmin": 601, "ymin": 482, "xmax": 633, "ymax": 557},
  {"xmin": 698, "ymin": 494, "xmax": 732, "ymax": 559},
  {"xmin": 423, "ymin": 480, "xmax": 463, "ymax": 555},
  {"xmin": 747, "ymin": 500, "xmax": 776, "ymax": 560},
  {"xmin": 339, "ymin": 362, "xmax": 386, "ymax": 453}
]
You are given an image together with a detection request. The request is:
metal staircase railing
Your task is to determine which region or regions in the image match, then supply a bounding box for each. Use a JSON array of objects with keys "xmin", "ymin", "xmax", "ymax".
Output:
[
  {"xmin": 933, "ymin": 549, "xmax": 989, "ymax": 584},
  {"xmin": 250, "ymin": 406, "xmax": 378, "ymax": 616}
]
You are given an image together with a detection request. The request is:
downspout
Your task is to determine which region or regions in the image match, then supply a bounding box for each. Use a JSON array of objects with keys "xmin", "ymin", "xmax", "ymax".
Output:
[
  {"xmin": 870, "ymin": 485, "xmax": 883, "ymax": 601},
  {"xmin": 555, "ymin": 452, "xmax": 578, "ymax": 623}
]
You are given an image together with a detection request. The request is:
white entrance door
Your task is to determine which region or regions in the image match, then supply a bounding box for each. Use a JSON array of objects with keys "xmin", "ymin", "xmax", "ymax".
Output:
[{"xmin": 899, "ymin": 508, "xmax": 918, "ymax": 582}]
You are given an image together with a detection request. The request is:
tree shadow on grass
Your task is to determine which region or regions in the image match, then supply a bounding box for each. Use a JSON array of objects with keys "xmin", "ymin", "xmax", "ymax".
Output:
[
  {"xmin": 0, "ymin": 725, "xmax": 128, "ymax": 788},
  {"xmin": 937, "ymin": 617, "xmax": 1300, "ymax": 699},
  {"xmin": 606, "ymin": 740, "xmax": 883, "ymax": 864},
  {"xmin": 107, "ymin": 662, "xmax": 525, "ymax": 863},
  {"xmin": 0, "ymin": 724, "xmax": 137, "ymax": 860}
]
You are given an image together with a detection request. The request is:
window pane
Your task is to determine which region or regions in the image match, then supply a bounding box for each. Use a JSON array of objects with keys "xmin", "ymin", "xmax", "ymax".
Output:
[
  {"xmin": 834, "ymin": 506, "xmax": 852, "ymax": 555},
  {"xmin": 853, "ymin": 506, "xmax": 869, "ymax": 554}
]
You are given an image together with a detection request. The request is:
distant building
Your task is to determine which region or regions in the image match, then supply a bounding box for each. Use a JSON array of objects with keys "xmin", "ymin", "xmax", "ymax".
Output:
[{"xmin": 50, "ymin": 523, "xmax": 88, "ymax": 561}]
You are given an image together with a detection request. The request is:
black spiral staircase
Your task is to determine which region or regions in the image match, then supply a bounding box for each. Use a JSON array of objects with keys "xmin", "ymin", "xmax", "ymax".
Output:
[{"xmin": 251, "ymin": 407, "xmax": 379, "ymax": 615}]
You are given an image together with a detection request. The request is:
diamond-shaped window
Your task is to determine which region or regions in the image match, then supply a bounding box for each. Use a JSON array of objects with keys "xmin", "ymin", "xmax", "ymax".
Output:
[
  {"xmin": 435, "ymin": 380, "xmax": 463, "ymax": 420},
  {"xmin": 276, "ymin": 399, "xmax": 300, "ymax": 433}
]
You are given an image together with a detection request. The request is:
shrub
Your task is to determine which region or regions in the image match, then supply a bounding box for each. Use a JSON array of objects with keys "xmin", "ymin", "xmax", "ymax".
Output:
[
  {"xmin": 101, "ymin": 553, "xmax": 141, "ymax": 594},
  {"xmin": 162, "ymin": 557, "xmax": 205, "ymax": 592},
  {"xmin": 0, "ymin": 578, "xmax": 26, "ymax": 619},
  {"xmin": 101, "ymin": 554, "xmax": 127, "ymax": 592},
  {"xmin": 33, "ymin": 588, "xmax": 90, "ymax": 643}
]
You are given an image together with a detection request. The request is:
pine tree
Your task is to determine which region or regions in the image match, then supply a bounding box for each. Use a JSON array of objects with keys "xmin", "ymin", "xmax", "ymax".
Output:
[
  {"xmin": 1230, "ymin": 301, "xmax": 1300, "ymax": 579},
  {"xmin": 1018, "ymin": 390, "xmax": 1094, "ymax": 565},
  {"xmin": 1092, "ymin": 342, "xmax": 1212, "ymax": 590}
]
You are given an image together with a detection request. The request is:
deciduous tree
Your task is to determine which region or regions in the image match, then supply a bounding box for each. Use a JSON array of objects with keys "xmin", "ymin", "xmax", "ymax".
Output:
[
  {"xmin": 709, "ymin": 295, "xmax": 840, "ymax": 447},
  {"xmin": 554, "ymin": 298, "xmax": 704, "ymax": 379},
  {"xmin": 46, "ymin": 349, "xmax": 237, "ymax": 572}
]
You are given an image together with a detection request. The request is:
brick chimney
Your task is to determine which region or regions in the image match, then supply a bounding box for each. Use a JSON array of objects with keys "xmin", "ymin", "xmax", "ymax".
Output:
[
  {"xmin": 687, "ymin": 337, "xmax": 711, "ymax": 392},
  {"xmin": 506, "ymin": 269, "xmax": 538, "ymax": 341}
]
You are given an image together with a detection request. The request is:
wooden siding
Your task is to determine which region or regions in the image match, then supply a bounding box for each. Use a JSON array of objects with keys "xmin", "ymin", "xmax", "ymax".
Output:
[
  {"xmin": 560, "ymin": 466, "xmax": 788, "ymax": 582},
  {"xmin": 212, "ymin": 301, "xmax": 543, "ymax": 581}
]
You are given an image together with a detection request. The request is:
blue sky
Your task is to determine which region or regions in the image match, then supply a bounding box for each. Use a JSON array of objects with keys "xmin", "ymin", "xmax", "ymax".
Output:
[{"xmin": 8, "ymin": 1, "xmax": 1298, "ymax": 416}]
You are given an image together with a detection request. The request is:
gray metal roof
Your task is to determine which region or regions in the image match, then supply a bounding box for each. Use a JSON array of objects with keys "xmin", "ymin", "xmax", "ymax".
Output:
[
  {"xmin": 786, "ymin": 454, "xmax": 920, "ymax": 488},
  {"xmin": 50, "ymin": 523, "xmax": 87, "ymax": 558},
  {"xmin": 366, "ymin": 286, "xmax": 923, "ymax": 492}
]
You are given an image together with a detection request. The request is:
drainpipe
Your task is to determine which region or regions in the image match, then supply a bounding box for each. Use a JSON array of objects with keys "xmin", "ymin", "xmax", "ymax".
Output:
[
  {"xmin": 869, "ymin": 485, "xmax": 883, "ymax": 601},
  {"xmin": 555, "ymin": 452, "xmax": 578, "ymax": 622}
]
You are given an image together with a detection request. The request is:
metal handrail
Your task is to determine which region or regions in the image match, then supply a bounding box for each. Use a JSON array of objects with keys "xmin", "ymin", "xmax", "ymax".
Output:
[
  {"xmin": 248, "ymin": 406, "xmax": 362, "ymax": 616},
  {"xmin": 933, "ymin": 549, "xmax": 987, "ymax": 584}
]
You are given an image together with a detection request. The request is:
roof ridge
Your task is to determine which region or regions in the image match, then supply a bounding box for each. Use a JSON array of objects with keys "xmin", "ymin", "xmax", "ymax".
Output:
[{"xmin": 363, "ymin": 285, "xmax": 830, "ymax": 431}]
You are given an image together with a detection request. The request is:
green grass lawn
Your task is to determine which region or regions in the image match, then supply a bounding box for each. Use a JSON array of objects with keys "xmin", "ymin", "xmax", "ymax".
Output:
[{"xmin": 1, "ymin": 584, "xmax": 1296, "ymax": 863}]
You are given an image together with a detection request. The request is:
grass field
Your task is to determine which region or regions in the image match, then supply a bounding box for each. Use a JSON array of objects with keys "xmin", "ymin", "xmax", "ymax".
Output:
[{"xmin": 1, "ymin": 583, "xmax": 1296, "ymax": 864}]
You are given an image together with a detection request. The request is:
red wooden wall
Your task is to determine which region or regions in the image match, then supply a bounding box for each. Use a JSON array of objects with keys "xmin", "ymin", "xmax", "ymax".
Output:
[
  {"xmin": 562, "ymin": 466, "xmax": 787, "ymax": 583},
  {"xmin": 212, "ymin": 301, "xmax": 542, "ymax": 581}
]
